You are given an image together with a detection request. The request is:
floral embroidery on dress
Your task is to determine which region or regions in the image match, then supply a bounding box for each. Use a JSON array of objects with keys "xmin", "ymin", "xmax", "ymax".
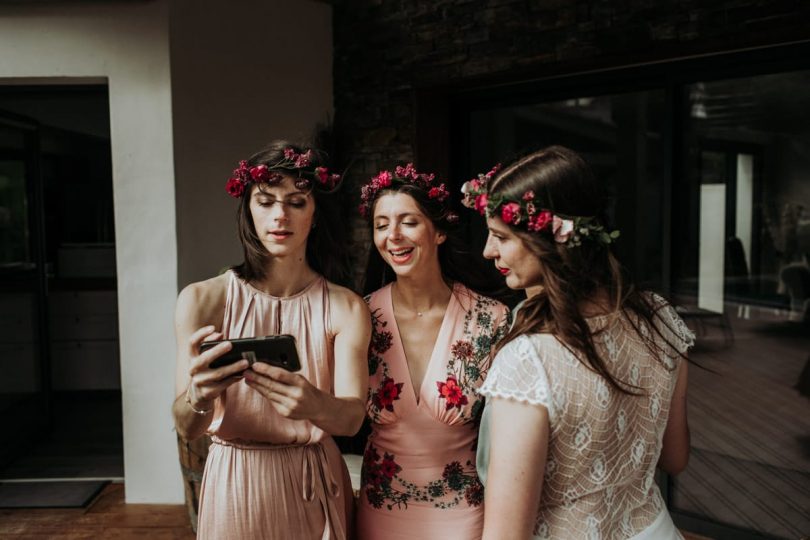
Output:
[
  {"xmin": 439, "ymin": 295, "xmax": 511, "ymax": 423},
  {"xmin": 365, "ymin": 303, "xmax": 403, "ymax": 421},
  {"xmin": 437, "ymin": 376, "xmax": 468, "ymax": 410},
  {"xmin": 373, "ymin": 377, "xmax": 404, "ymax": 412},
  {"xmin": 362, "ymin": 443, "xmax": 484, "ymax": 510}
]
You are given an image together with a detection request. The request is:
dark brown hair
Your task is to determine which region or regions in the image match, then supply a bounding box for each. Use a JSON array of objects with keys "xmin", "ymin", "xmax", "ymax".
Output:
[
  {"xmin": 490, "ymin": 146, "xmax": 683, "ymax": 394},
  {"xmin": 232, "ymin": 140, "xmax": 351, "ymax": 285}
]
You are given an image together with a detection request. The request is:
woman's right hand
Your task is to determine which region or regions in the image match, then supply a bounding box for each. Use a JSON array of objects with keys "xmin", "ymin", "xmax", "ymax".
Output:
[{"xmin": 185, "ymin": 325, "xmax": 249, "ymax": 411}]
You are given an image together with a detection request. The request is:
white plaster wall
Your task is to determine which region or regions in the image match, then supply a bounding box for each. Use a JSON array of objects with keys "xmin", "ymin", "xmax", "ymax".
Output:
[
  {"xmin": 170, "ymin": 0, "xmax": 334, "ymax": 287},
  {"xmin": 0, "ymin": 1, "xmax": 180, "ymax": 503}
]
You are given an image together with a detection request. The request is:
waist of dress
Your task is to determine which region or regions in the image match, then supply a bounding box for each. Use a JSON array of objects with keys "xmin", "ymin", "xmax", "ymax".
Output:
[
  {"xmin": 210, "ymin": 435, "xmax": 321, "ymax": 451},
  {"xmin": 209, "ymin": 435, "xmax": 341, "ymax": 503}
]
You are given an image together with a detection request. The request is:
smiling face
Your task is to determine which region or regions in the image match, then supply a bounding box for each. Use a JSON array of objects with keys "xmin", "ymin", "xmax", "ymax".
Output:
[
  {"xmin": 372, "ymin": 192, "xmax": 446, "ymax": 280},
  {"xmin": 249, "ymin": 176, "xmax": 315, "ymax": 259},
  {"xmin": 483, "ymin": 216, "xmax": 544, "ymax": 290}
]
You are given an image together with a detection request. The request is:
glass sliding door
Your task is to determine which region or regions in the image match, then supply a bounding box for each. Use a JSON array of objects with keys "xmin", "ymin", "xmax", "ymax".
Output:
[
  {"xmin": 468, "ymin": 89, "xmax": 668, "ymax": 289},
  {"xmin": 0, "ymin": 113, "xmax": 48, "ymax": 468},
  {"xmin": 670, "ymin": 70, "xmax": 810, "ymax": 540}
]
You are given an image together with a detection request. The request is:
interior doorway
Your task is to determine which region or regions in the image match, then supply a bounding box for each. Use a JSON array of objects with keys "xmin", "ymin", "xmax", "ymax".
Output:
[{"xmin": 0, "ymin": 85, "xmax": 122, "ymax": 491}]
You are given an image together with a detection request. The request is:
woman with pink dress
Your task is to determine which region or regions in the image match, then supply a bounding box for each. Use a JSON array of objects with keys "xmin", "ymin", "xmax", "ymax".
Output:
[
  {"xmin": 356, "ymin": 164, "xmax": 511, "ymax": 539},
  {"xmin": 171, "ymin": 141, "xmax": 370, "ymax": 539}
]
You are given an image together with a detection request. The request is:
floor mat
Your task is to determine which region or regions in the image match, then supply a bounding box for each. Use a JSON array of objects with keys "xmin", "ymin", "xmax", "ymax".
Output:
[{"xmin": 0, "ymin": 480, "xmax": 109, "ymax": 508}]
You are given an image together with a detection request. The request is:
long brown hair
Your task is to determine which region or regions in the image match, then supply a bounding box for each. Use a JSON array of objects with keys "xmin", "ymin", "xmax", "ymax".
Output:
[
  {"xmin": 232, "ymin": 140, "xmax": 351, "ymax": 285},
  {"xmin": 490, "ymin": 146, "xmax": 683, "ymax": 394}
]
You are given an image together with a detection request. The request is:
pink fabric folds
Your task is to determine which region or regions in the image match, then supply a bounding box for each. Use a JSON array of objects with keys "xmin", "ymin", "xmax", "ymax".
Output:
[{"xmin": 196, "ymin": 271, "xmax": 351, "ymax": 539}]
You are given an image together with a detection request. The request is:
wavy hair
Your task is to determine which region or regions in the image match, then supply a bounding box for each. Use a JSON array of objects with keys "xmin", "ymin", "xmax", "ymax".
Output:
[{"xmin": 489, "ymin": 146, "xmax": 685, "ymax": 394}]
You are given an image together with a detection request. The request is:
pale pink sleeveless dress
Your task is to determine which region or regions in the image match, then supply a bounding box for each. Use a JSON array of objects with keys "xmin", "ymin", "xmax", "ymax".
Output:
[
  {"xmin": 356, "ymin": 283, "xmax": 510, "ymax": 540},
  {"xmin": 196, "ymin": 270, "xmax": 352, "ymax": 540}
]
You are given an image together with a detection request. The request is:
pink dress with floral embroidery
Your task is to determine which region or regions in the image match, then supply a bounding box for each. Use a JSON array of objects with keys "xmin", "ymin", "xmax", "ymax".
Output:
[{"xmin": 357, "ymin": 283, "xmax": 510, "ymax": 540}]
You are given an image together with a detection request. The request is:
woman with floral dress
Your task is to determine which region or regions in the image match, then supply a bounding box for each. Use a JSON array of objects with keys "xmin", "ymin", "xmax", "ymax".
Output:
[
  {"xmin": 464, "ymin": 146, "xmax": 693, "ymax": 539},
  {"xmin": 356, "ymin": 164, "xmax": 511, "ymax": 539}
]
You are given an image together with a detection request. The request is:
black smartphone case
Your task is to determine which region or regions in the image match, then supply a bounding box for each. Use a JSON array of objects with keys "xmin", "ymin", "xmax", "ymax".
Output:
[{"xmin": 202, "ymin": 335, "xmax": 301, "ymax": 372}]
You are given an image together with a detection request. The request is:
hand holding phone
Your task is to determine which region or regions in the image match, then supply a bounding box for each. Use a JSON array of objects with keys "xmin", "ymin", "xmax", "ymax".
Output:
[{"xmin": 201, "ymin": 334, "xmax": 301, "ymax": 372}]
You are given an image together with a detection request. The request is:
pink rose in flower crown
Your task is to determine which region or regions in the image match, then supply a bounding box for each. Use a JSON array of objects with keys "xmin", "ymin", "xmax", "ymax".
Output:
[
  {"xmin": 375, "ymin": 170, "xmax": 392, "ymax": 188},
  {"xmin": 225, "ymin": 177, "xmax": 245, "ymax": 198},
  {"xmin": 501, "ymin": 202, "xmax": 522, "ymax": 225},
  {"xmin": 315, "ymin": 166, "xmax": 329, "ymax": 184},
  {"xmin": 474, "ymin": 193, "xmax": 488, "ymax": 215},
  {"xmin": 522, "ymin": 190, "xmax": 535, "ymax": 201},
  {"xmin": 553, "ymin": 216, "xmax": 575, "ymax": 243},
  {"xmin": 528, "ymin": 210, "xmax": 553, "ymax": 232},
  {"xmin": 294, "ymin": 149, "xmax": 313, "ymax": 168}
]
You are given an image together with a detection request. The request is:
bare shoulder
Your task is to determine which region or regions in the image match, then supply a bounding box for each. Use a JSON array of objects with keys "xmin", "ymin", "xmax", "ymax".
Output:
[
  {"xmin": 176, "ymin": 272, "xmax": 229, "ymax": 328},
  {"xmin": 326, "ymin": 281, "xmax": 371, "ymax": 331}
]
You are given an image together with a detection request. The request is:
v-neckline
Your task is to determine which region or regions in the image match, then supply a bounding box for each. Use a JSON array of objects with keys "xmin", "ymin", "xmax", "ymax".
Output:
[{"xmin": 387, "ymin": 283, "xmax": 455, "ymax": 407}]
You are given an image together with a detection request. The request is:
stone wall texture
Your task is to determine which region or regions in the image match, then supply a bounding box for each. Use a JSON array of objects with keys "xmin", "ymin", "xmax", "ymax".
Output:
[{"xmin": 333, "ymin": 0, "xmax": 810, "ymax": 288}]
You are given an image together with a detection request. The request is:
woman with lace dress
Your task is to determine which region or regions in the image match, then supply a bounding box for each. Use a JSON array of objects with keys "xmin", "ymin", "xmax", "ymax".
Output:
[
  {"xmin": 171, "ymin": 141, "xmax": 370, "ymax": 539},
  {"xmin": 355, "ymin": 164, "xmax": 511, "ymax": 539},
  {"xmin": 462, "ymin": 146, "xmax": 694, "ymax": 539}
]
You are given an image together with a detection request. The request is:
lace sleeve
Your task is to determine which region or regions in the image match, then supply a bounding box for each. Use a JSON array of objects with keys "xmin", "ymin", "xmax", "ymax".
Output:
[
  {"xmin": 650, "ymin": 293, "xmax": 696, "ymax": 355},
  {"xmin": 477, "ymin": 335, "xmax": 554, "ymax": 417}
]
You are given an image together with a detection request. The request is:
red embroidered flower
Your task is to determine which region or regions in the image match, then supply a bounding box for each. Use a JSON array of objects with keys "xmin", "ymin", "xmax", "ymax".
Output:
[
  {"xmin": 225, "ymin": 177, "xmax": 245, "ymax": 198},
  {"xmin": 437, "ymin": 376, "xmax": 468, "ymax": 410},
  {"xmin": 373, "ymin": 377, "xmax": 404, "ymax": 412},
  {"xmin": 528, "ymin": 210, "xmax": 553, "ymax": 232},
  {"xmin": 380, "ymin": 453, "xmax": 401, "ymax": 479},
  {"xmin": 501, "ymin": 202, "xmax": 522, "ymax": 225},
  {"xmin": 364, "ymin": 445, "xmax": 380, "ymax": 463},
  {"xmin": 450, "ymin": 340, "xmax": 474, "ymax": 361}
]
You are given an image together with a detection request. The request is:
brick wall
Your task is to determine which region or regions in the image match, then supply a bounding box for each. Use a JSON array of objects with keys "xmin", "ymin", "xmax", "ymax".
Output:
[{"xmin": 333, "ymin": 0, "xmax": 810, "ymax": 288}]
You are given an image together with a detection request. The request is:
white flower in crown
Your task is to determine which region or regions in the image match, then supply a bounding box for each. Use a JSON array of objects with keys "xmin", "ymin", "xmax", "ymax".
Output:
[{"xmin": 552, "ymin": 215, "xmax": 575, "ymax": 243}]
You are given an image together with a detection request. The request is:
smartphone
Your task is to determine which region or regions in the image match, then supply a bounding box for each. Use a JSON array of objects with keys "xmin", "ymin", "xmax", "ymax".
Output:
[{"xmin": 201, "ymin": 334, "xmax": 301, "ymax": 372}]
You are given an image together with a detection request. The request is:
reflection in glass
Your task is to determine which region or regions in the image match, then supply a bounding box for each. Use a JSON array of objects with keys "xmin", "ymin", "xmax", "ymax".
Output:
[{"xmin": 672, "ymin": 70, "xmax": 810, "ymax": 539}]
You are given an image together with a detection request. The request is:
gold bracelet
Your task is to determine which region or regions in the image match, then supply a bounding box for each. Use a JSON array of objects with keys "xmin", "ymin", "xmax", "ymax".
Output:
[{"xmin": 185, "ymin": 387, "xmax": 213, "ymax": 415}]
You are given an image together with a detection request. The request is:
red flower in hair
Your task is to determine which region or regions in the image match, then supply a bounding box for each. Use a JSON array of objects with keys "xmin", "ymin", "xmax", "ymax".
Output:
[
  {"xmin": 501, "ymin": 202, "xmax": 522, "ymax": 225},
  {"xmin": 225, "ymin": 177, "xmax": 245, "ymax": 198},
  {"xmin": 437, "ymin": 376, "xmax": 468, "ymax": 410},
  {"xmin": 250, "ymin": 164, "xmax": 271, "ymax": 182},
  {"xmin": 315, "ymin": 166, "xmax": 329, "ymax": 184},
  {"xmin": 528, "ymin": 210, "xmax": 553, "ymax": 232}
]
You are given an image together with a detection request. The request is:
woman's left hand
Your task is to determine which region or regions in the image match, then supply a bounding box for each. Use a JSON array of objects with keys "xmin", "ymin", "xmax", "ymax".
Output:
[{"xmin": 244, "ymin": 363, "xmax": 325, "ymax": 420}]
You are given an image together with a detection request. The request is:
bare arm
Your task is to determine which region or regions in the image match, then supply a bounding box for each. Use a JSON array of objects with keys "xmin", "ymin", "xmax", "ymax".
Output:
[
  {"xmin": 171, "ymin": 276, "xmax": 247, "ymax": 440},
  {"xmin": 482, "ymin": 397, "xmax": 549, "ymax": 540},
  {"xmin": 659, "ymin": 359, "xmax": 690, "ymax": 475},
  {"xmin": 244, "ymin": 283, "xmax": 371, "ymax": 436}
]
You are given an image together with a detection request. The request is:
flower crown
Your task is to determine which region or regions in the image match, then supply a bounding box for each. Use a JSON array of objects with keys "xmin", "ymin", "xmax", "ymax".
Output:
[
  {"xmin": 225, "ymin": 147, "xmax": 341, "ymax": 198},
  {"xmin": 460, "ymin": 165, "xmax": 620, "ymax": 246},
  {"xmin": 359, "ymin": 163, "xmax": 458, "ymax": 222}
]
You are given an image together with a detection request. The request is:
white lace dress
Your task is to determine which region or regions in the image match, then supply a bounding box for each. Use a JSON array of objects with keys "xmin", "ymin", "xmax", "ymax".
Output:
[{"xmin": 476, "ymin": 296, "xmax": 694, "ymax": 539}]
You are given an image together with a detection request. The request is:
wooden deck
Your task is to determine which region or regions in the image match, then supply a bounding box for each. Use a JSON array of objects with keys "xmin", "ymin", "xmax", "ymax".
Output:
[
  {"xmin": 0, "ymin": 483, "xmax": 194, "ymax": 539},
  {"xmin": 673, "ymin": 310, "xmax": 810, "ymax": 539},
  {"xmin": 0, "ymin": 482, "xmax": 713, "ymax": 539}
]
